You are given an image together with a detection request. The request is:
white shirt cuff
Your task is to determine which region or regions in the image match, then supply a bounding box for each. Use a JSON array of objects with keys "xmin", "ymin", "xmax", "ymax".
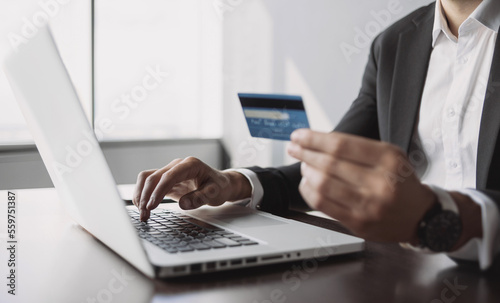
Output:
[
  {"xmin": 447, "ymin": 189, "xmax": 500, "ymax": 270},
  {"xmin": 223, "ymin": 168, "xmax": 264, "ymax": 210}
]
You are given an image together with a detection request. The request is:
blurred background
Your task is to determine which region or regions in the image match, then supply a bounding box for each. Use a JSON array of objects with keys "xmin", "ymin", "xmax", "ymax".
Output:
[{"xmin": 0, "ymin": 0, "xmax": 432, "ymax": 189}]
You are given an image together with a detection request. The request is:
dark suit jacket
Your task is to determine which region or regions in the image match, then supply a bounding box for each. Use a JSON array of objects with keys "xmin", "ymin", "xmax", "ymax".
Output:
[{"xmin": 248, "ymin": 3, "xmax": 500, "ymax": 223}]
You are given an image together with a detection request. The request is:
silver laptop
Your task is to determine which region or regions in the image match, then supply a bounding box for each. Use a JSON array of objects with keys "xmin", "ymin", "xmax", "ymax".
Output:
[{"xmin": 3, "ymin": 26, "xmax": 364, "ymax": 278}]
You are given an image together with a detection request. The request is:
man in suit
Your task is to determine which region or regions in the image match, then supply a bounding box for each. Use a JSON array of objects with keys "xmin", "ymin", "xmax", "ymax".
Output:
[{"xmin": 133, "ymin": 0, "xmax": 500, "ymax": 269}]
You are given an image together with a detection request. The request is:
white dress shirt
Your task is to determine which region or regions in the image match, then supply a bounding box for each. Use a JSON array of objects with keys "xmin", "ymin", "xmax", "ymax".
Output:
[{"xmin": 233, "ymin": 0, "xmax": 500, "ymax": 270}]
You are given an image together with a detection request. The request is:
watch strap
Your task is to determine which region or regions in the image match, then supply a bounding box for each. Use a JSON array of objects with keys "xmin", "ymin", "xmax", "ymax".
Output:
[
  {"xmin": 426, "ymin": 184, "xmax": 459, "ymax": 214},
  {"xmin": 400, "ymin": 185, "xmax": 460, "ymax": 252}
]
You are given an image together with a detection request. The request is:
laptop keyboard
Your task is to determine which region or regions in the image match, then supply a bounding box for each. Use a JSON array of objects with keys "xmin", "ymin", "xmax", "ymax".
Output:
[{"xmin": 128, "ymin": 209, "xmax": 258, "ymax": 254}]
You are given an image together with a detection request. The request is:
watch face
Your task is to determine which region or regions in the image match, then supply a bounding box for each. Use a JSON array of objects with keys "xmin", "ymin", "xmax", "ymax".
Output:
[{"xmin": 425, "ymin": 210, "xmax": 462, "ymax": 252}]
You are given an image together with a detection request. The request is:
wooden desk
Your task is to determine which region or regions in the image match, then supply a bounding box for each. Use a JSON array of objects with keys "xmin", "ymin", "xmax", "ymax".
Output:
[{"xmin": 1, "ymin": 187, "xmax": 499, "ymax": 303}]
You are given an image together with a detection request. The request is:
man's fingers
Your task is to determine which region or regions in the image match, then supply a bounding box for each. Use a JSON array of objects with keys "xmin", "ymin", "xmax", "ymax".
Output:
[
  {"xmin": 291, "ymin": 129, "xmax": 403, "ymax": 167},
  {"xmin": 178, "ymin": 181, "xmax": 227, "ymax": 210},
  {"xmin": 300, "ymin": 163, "xmax": 362, "ymax": 208},
  {"xmin": 135, "ymin": 157, "xmax": 232, "ymax": 221},
  {"xmin": 163, "ymin": 182, "xmax": 196, "ymax": 201},
  {"xmin": 299, "ymin": 177, "xmax": 351, "ymax": 222},
  {"xmin": 146, "ymin": 174, "xmax": 195, "ymax": 210},
  {"xmin": 139, "ymin": 158, "xmax": 183, "ymax": 211},
  {"xmin": 288, "ymin": 143, "xmax": 375, "ymax": 187},
  {"xmin": 135, "ymin": 159, "xmax": 183, "ymax": 221},
  {"xmin": 145, "ymin": 157, "xmax": 212, "ymax": 210},
  {"xmin": 133, "ymin": 169, "xmax": 156, "ymax": 208}
]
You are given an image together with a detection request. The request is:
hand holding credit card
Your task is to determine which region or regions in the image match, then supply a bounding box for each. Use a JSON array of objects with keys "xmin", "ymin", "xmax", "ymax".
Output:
[{"xmin": 238, "ymin": 93, "xmax": 310, "ymax": 141}]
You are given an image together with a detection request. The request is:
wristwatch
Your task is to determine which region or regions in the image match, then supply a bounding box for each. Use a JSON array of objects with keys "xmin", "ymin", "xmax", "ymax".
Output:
[{"xmin": 416, "ymin": 185, "xmax": 462, "ymax": 252}]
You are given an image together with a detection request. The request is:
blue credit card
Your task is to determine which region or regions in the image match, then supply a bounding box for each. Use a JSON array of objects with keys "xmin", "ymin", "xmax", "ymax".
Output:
[{"xmin": 238, "ymin": 93, "xmax": 310, "ymax": 141}]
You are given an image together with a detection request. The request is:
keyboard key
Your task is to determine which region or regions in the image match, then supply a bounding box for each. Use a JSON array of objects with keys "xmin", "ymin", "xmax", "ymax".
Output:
[
  {"xmin": 189, "ymin": 242, "xmax": 211, "ymax": 250},
  {"xmin": 232, "ymin": 237, "xmax": 250, "ymax": 242},
  {"xmin": 203, "ymin": 240, "xmax": 226, "ymax": 248},
  {"xmin": 148, "ymin": 233, "xmax": 163, "ymax": 236},
  {"xmin": 241, "ymin": 241, "xmax": 259, "ymax": 246},
  {"xmin": 152, "ymin": 234, "xmax": 169, "ymax": 239},
  {"xmin": 177, "ymin": 246, "xmax": 195, "ymax": 252},
  {"xmin": 160, "ymin": 216, "xmax": 175, "ymax": 220},
  {"xmin": 214, "ymin": 238, "xmax": 242, "ymax": 247},
  {"xmin": 171, "ymin": 241, "xmax": 189, "ymax": 247},
  {"xmin": 214, "ymin": 231, "xmax": 233, "ymax": 236},
  {"xmin": 182, "ymin": 217, "xmax": 223, "ymax": 231},
  {"xmin": 165, "ymin": 230, "xmax": 180, "ymax": 237},
  {"xmin": 163, "ymin": 238, "xmax": 180, "ymax": 244},
  {"xmin": 157, "ymin": 235, "xmax": 173, "ymax": 240},
  {"xmin": 155, "ymin": 226, "xmax": 172, "ymax": 232}
]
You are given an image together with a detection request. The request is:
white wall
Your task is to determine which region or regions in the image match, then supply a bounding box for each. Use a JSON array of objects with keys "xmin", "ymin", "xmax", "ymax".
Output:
[{"xmin": 222, "ymin": 0, "xmax": 433, "ymax": 168}]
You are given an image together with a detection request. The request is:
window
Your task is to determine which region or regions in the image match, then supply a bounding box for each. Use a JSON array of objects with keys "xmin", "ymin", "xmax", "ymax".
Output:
[
  {"xmin": 0, "ymin": 0, "xmax": 92, "ymax": 145},
  {"xmin": 0, "ymin": 0, "xmax": 222, "ymax": 145},
  {"xmin": 95, "ymin": 0, "xmax": 222, "ymax": 140},
  {"xmin": 0, "ymin": 1, "xmax": 38, "ymax": 144}
]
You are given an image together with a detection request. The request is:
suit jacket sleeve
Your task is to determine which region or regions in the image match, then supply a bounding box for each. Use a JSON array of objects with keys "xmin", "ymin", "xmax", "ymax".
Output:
[{"xmin": 247, "ymin": 37, "xmax": 382, "ymax": 215}]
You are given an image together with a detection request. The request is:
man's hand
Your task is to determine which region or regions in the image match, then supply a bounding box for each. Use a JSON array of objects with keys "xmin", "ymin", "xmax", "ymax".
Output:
[
  {"xmin": 287, "ymin": 129, "xmax": 437, "ymax": 243},
  {"xmin": 133, "ymin": 157, "xmax": 252, "ymax": 221}
]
